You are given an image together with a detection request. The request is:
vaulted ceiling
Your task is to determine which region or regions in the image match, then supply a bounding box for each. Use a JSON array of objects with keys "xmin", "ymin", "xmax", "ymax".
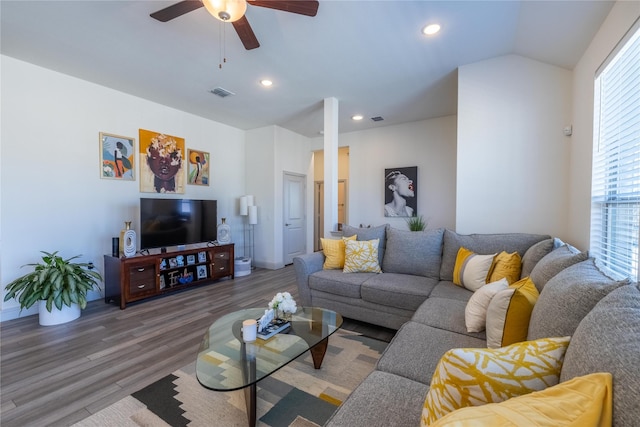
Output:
[{"xmin": 1, "ymin": 1, "xmax": 615, "ymax": 137}]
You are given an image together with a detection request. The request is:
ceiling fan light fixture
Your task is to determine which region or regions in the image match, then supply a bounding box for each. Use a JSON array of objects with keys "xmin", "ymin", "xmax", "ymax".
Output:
[{"xmin": 202, "ymin": 0, "xmax": 247, "ymax": 22}]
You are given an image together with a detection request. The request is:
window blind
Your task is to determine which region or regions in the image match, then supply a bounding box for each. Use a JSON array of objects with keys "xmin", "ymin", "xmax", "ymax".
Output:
[{"xmin": 590, "ymin": 22, "xmax": 640, "ymax": 281}]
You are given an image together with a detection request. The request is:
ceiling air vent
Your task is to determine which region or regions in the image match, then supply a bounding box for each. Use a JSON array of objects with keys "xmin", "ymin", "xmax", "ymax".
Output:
[
  {"xmin": 371, "ymin": 116, "xmax": 384, "ymax": 122},
  {"xmin": 210, "ymin": 87, "xmax": 235, "ymax": 98}
]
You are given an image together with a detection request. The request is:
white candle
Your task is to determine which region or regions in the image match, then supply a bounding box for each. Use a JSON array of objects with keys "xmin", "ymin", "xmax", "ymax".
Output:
[{"xmin": 242, "ymin": 319, "xmax": 257, "ymax": 342}]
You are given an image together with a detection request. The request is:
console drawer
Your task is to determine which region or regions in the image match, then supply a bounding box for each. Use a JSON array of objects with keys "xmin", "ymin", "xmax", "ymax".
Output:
[{"xmin": 128, "ymin": 264, "xmax": 156, "ymax": 295}]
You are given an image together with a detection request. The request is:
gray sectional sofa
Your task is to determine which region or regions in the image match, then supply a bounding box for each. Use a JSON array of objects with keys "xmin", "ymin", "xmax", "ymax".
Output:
[{"xmin": 293, "ymin": 225, "xmax": 640, "ymax": 426}]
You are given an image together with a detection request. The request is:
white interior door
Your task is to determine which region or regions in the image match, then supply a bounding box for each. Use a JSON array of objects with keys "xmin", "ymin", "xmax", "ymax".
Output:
[{"xmin": 283, "ymin": 172, "xmax": 306, "ymax": 265}]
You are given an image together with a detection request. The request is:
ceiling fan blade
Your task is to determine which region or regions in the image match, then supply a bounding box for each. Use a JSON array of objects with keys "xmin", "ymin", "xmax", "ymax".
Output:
[
  {"xmin": 232, "ymin": 16, "xmax": 260, "ymax": 50},
  {"xmin": 150, "ymin": 0, "xmax": 204, "ymax": 22},
  {"xmin": 247, "ymin": 0, "xmax": 319, "ymax": 17}
]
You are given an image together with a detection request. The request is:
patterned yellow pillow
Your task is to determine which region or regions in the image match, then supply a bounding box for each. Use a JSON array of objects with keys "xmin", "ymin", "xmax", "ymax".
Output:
[
  {"xmin": 453, "ymin": 247, "xmax": 496, "ymax": 291},
  {"xmin": 488, "ymin": 251, "xmax": 522, "ymax": 284},
  {"xmin": 343, "ymin": 238, "xmax": 382, "ymax": 273},
  {"xmin": 429, "ymin": 372, "xmax": 612, "ymax": 427},
  {"xmin": 420, "ymin": 336, "xmax": 571, "ymax": 426},
  {"xmin": 486, "ymin": 277, "xmax": 539, "ymax": 348},
  {"xmin": 321, "ymin": 235, "xmax": 357, "ymax": 269}
]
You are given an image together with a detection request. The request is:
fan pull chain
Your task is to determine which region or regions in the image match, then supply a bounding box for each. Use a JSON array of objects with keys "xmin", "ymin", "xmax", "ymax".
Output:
[{"xmin": 219, "ymin": 22, "xmax": 227, "ymax": 69}]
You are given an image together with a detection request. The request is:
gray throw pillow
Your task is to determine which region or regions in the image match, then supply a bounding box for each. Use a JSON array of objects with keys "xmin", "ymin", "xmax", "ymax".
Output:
[
  {"xmin": 560, "ymin": 284, "xmax": 640, "ymax": 427},
  {"xmin": 520, "ymin": 238, "xmax": 554, "ymax": 278},
  {"xmin": 342, "ymin": 224, "xmax": 388, "ymax": 266},
  {"xmin": 382, "ymin": 228, "xmax": 444, "ymax": 278},
  {"xmin": 529, "ymin": 244, "xmax": 588, "ymax": 292},
  {"xmin": 527, "ymin": 258, "xmax": 629, "ymax": 340}
]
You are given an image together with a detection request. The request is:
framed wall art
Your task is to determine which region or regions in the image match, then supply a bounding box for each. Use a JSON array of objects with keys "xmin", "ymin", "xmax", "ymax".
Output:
[
  {"xmin": 139, "ymin": 129, "xmax": 186, "ymax": 193},
  {"xmin": 384, "ymin": 166, "xmax": 417, "ymax": 217},
  {"xmin": 187, "ymin": 149, "xmax": 210, "ymax": 186},
  {"xmin": 99, "ymin": 132, "xmax": 135, "ymax": 180}
]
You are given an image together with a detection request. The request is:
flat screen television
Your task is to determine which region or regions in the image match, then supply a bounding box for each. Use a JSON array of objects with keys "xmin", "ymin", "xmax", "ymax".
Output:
[{"xmin": 140, "ymin": 198, "xmax": 217, "ymax": 250}]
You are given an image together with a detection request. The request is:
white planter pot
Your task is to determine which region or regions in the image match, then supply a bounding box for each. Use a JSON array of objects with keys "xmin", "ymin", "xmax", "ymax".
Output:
[{"xmin": 38, "ymin": 301, "xmax": 81, "ymax": 326}]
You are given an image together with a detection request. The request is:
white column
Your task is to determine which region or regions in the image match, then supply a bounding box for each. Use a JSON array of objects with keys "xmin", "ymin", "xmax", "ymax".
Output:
[{"xmin": 323, "ymin": 97, "xmax": 339, "ymax": 237}]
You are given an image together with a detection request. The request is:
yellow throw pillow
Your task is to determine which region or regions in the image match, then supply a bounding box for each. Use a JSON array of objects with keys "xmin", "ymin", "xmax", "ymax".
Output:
[
  {"xmin": 420, "ymin": 336, "xmax": 571, "ymax": 426},
  {"xmin": 429, "ymin": 372, "xmax": 612, "ymax": 427},
  {"xmin": 320, "ymin": 235, "xmax": 357, "ymax": 269},
  {"xmin": 489, "ymin": 251, "xmax": 522, "ymax": 284},
  {"xmin": 453, "ymin": 247, "xmax": 497, "ymax": 291},
  {"xmin": 343, "ymin": 238, "xmax": 382, "ymax": 273},
  {"xmin": 486, "ymin": 277, "xmax": 539, "ymax": 348}
]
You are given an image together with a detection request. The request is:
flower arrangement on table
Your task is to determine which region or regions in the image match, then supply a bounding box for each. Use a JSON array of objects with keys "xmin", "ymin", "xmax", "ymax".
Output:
[{"xmin": 268, "ymin": 292, "xmax": 297, "ymax": 320}]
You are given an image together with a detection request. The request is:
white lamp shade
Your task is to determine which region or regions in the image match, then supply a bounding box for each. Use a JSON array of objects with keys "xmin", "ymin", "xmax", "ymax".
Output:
[
  {"xmin": 240, "ymin": 196, "xmax": 248, "ymax": 216},
  {"xmin": 249, "ymin": 205, "xmax": 258, "ymax": 225},
  {"xmin": 246, "ymin": 195, "xmax": 254, "ymax": 206}
]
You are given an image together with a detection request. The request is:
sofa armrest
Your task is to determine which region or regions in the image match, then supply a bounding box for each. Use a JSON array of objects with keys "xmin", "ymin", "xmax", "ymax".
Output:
[{"xmin": 293, "ymin": 252, "xmax": 325, "ymax": 306}]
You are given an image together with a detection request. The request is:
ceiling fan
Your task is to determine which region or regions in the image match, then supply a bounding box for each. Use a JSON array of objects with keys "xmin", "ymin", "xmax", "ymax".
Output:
[{"xmin": 150, "ymin": 0, "xmax": 319, "ymax": 50}]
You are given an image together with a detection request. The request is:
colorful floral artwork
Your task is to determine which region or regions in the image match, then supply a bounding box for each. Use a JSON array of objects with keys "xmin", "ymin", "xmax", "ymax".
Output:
[
  {"xmin": 139, "ymin": 129, "xmax": 185, "ymax": 193},
  {"xmin": 187, "ymin": 149, "xmax": 210, "ymax": 186},
  {"xmin": 100, "ymin": 132, "xmax": 135, "ymax": 180}
]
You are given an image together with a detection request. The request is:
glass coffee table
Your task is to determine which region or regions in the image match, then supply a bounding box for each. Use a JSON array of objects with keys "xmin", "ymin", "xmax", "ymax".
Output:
[{"xmin": 196, "ymin": 307, "xmax": 343, "ymax": 427}]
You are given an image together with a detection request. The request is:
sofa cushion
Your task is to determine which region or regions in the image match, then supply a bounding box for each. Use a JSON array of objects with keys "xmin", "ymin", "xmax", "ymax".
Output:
[
  {"xmin": 527, "ymin": 258, "xmax": 630, "ymax": 341},
  {"xmin": 429, "ymin": 372, "xmax": 612, "ymax": 427},
  {"xmin": 521, "ymin": 238, "xmax": 554, "ymax": 278},
  {"xmin": 452, "ymin": 247, "xmax": 496, "ymax": 291},
  {"xmin": 412, "ymin": 297, "xmax": 486, "ymax": 340},
  {"xmin": 529, "ymin": 244, "xmax": 588, "ymax": 292},
  {"xmin": 342, "ymin": 224, "xmax": 388, "ymax": 266},
  {"xmin": 420, "ymin": 336, "xmax": 571, "ymax": 425},
  {"xmin": 308, "ymin": 269, "xmax": 371, "ymax": 299},
  {"xmin": 488, "ymin": 251, "xmax": 522, "ymax": 284},
  {"xmin": 324, "ymin": 370, "xmax": 428, "ymax": 427},
  {"xmin": 382, "ymin": 227, "xmax": 443, "ymax": 278},
  {"xmin": 320, "ymin": 235, "xmax": 356, "ymax": 269},
  {"xmin": 465, "ymin": 278, "xmax": 509, "ymax": 333},
  {"xmin": 440, "ymin": 230, "xmax": 550, "ymax": 281},
  {"xmin": 361, "ymin": 273, "xmax": 437, "ymax": 311},
  {"xmin": 486, "ymin": 277, "xmax": 539, "ymax": 348},
  {"xmin": 343, "ymin": 239, "xmax": 382, "ymax": 273},
  {"xmin": 560, "ymin": 284, "xmax": 640, "ymax": 427},
  {"xmin": 429, "ymin": 281, "xmax": 475, "ymax": 302},
  {"xmin": 377, "ymin": 321, "xmax": 486, "ymax": 385}
]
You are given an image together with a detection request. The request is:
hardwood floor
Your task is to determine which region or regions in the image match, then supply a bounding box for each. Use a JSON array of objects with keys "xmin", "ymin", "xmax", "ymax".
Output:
[{"xmin": 0, "ymin": 265, "xmax": 396, "ymax": 427}]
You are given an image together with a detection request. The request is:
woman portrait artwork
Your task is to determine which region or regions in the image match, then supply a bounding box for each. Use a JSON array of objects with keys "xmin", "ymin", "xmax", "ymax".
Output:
[
  {"xmin": 100, "ymin": 133, "xmax": 135, "ymax": 180},
  {"xmin": 384, "ymin": 166, "xmax": 418, "ymax": 217},
  {"xmin": 139, "ymin": 129, "xmax": 185, "ymax": 193},
  {"xmin": 188, "ymin": 149, "xmax": 210, "ymax": 186}
]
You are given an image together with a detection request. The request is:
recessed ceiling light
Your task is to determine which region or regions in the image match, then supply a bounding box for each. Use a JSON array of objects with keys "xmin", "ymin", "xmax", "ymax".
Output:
[
  {"xmin": 422, "ymin": 24, "xmax": 441, "ymax": 36},
  {"xmin": 351, "ymin": 114, "xmax": 364, "ymax": 121},
  {"xmin": 260, "ymin": 79, "xmax": 273, "ymax": 87}
]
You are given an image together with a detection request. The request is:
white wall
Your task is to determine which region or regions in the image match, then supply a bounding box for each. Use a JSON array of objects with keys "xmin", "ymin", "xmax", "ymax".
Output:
[
  {"xmin": 311, "ymin": 115, "xmax": 458, "ymax": 232},
  {"xmin": 0, "ymin": 56, "xmax": 246, "ymax": 320},
  {"xmin": 245, "ymin": 126, "xmax": 312, "ymax": 269},
  {"xmin": 568, "ymin": 1, "xmax": 640, "ymax": 250},
  {"xmin": 457, "ymin": 54, "xmax": 572, "ymax": 237}
]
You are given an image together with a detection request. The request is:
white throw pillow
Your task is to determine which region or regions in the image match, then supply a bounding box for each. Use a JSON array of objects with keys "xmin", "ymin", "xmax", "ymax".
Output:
[{"xmin": 465, "ymin": 278, "xmax": 509, "ymax": 333}]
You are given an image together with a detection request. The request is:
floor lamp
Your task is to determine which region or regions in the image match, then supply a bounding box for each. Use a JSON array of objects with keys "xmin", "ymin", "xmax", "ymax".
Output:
[{"xmin": 248, "ymin": 205, "xmax": 258, "ymax": 269}]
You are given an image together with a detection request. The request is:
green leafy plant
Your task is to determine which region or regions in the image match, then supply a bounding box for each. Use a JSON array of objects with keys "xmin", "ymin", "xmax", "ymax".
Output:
[
  {"xmin": 406, "ymin": 215, "xmax": 428, "ymax": 231},
  {"xmin": 4, "ymin": 251, "xmax": 102, "ymax": 312}
]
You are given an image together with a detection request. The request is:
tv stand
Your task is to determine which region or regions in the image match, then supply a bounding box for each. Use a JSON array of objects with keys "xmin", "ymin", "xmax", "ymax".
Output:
[{"xmin": 104, "ymin": 243, "xmax": 234, "ymax": 309}]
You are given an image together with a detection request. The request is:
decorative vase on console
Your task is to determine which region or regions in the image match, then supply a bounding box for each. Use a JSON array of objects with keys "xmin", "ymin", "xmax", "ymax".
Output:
[
  {"xmin": 217, "ymin": 217, "xmax": 231, "ymax": 244},
  {"xmin": 119, "ymin": 221, "xmax": 137, "ymax": 258}
]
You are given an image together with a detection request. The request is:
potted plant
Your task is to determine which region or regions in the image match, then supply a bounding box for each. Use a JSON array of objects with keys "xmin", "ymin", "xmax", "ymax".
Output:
[
  {"xmin": 4, "ymin": 251, "xmax": 102, "ymax": 326},
  {"xmin": 406, "ymin": 215, "xmax": 428, "ymax": 231}
]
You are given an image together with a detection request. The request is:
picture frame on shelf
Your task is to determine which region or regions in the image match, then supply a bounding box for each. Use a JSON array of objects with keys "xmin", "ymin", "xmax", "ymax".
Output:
[
  {"xmin": 187, "ymin": 254, "xmax": 196, "ymax": 265},
  {"xmin": 198, "ymin": 251, "xmax": 207, "ymax": 263},
  {"xmin": 196, "ymin": 265, "xmax": 207, "ymax": 280},
  {"xmin": 99, "ymin": 132, "xmax": 135, "ymax": 180}
]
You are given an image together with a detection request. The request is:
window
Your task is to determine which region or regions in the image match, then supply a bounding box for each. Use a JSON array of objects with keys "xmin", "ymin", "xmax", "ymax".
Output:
[{"xmin": 590, "ymin": 21, "xmax": 640, "ymax": 281}]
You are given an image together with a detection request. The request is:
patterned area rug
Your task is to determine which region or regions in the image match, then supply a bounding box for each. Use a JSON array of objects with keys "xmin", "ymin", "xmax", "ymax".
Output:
[{"xmin": 74, "ymin": 330, "xmax": 387, "ymax": 427}]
